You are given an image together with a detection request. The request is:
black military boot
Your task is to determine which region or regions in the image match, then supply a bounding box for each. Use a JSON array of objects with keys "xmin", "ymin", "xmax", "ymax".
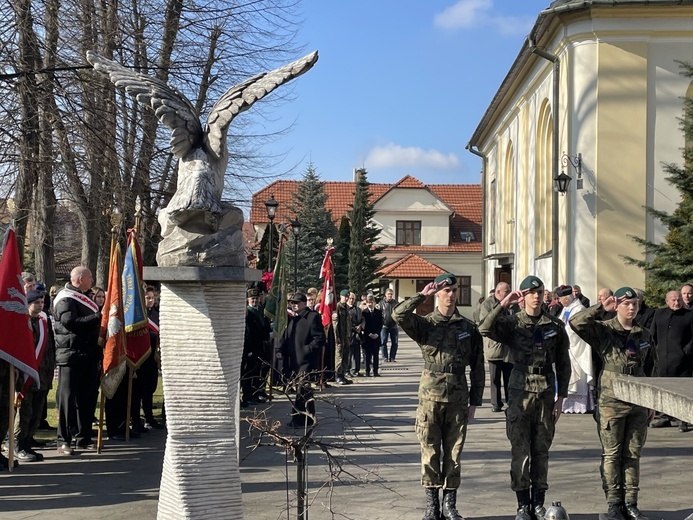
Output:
[
  {"xmin": 603, "ymin": 502, "xmax": 626, "ymax": 520},
  {"xmin": 422, "ymin": 487, "xmax": 441, "ymax": 520},
  {"xmin": 531, "ymin": 488, "xmax": 546, "ymax": 520},
  {"xmin": 515, "ymin": 490, "xmax": 532, "ymax": 520},
  {"xmin": 623, "ymin": 503, "xmax": 649, "ymax": 520},
  {"xmin": 441, "ymin": 489, "xmax": 464, "ymax": 520}
]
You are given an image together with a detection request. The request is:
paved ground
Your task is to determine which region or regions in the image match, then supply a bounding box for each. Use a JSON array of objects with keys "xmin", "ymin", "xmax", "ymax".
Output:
[{"xmin": 1, "ymin": 334, "xmax": 692, "ymax": 520}]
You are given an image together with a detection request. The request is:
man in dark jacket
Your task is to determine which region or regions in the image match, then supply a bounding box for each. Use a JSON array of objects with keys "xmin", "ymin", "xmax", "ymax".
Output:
[
  {"xmin": 573, "ymin": 285, "xmax": 591, "ymax": 308},
  {"xmin": 277, "ymin": 292, "xmax": 325, "ymax": 428},
  {"xmin": 241, "ymin": 287, "xmax": 271, "ymax": 407},
  {"xmin": 53, "ymin": 266, "xmax": 102, "ymax": 454},
  {"xmin": 649, "ymin": 290, "xmax": 693, "ymax": 431},
  {"xmin": 379, "ymin": 288, "xmax": 398, "ymax": 361},
  {"xmin": 362, "ymin": 294, "xmax": 384, "ymax": 376}
]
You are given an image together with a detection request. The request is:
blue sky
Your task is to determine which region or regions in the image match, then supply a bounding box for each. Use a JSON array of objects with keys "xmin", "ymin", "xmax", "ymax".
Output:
[{"xmin": 247, "ymin": 0, "xmax": 552, "ymax": 190}]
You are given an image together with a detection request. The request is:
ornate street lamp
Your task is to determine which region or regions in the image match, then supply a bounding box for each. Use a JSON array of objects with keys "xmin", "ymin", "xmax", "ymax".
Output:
[
  {"xmin": 264, "ymin": 195, "xmax": 279, "ymax": 272},
  {"xmin": 291, "ymin": 217, "xmax": 302, "ymax": 292}
]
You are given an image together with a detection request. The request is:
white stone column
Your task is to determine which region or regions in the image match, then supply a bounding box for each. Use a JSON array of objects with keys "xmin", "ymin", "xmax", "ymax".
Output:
[{"xmin": 144, "ymin": 267, "xmax": 260, "ymax": 520}]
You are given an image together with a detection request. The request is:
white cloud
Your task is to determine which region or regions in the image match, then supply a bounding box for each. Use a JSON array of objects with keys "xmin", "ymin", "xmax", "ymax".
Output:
[
  {"xmin": 433, "ymin": 0, "xmax": 534, "ymax": 36},
  {"xmin": 365, "ymin": 143, "xmax": 459, "ymax": 170},
  {"xmin": 433, "ymin": 0, "xmax": 492, "ymax": 29}
]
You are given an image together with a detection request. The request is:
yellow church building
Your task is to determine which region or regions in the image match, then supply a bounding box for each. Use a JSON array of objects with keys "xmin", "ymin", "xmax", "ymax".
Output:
[{"xmin": 468, "ymin": 0, "xmax": 693, "ymax": 301}]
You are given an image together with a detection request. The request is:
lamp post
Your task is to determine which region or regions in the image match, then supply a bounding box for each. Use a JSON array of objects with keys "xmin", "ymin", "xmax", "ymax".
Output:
[
  {"xmin": 291, "ymin": 217, "xmax": 302, "ymax": 292},
  {"xmin": 264, "ymin": 195, "xmax": 279, "ymax": 272}
]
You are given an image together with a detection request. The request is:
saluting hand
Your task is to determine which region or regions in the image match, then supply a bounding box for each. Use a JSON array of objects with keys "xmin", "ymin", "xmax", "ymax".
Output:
[
  {"xmin": 501, "ymin": 290, "xmax": 524, "ymax": 308},
  {"xmin": 420, "ymin": 282, "xmax": 444, "ymax": 296},
  {"xmin": 601, "ymin": 295, "xmax": 618, "ymax": 312}
]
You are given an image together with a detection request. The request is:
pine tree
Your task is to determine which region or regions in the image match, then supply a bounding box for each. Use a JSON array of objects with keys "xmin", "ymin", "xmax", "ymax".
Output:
[
  {"xmin": 257, "ymin": 223, "xmax": 279, "ymax": 273},
  {"xmin": 286, "ymin": 163, "xmax": 337, "ymax": 290},
  {"xmin": 348, "ymin": 168, "xmax": 385, "ymax": 295},
  {"xmin": 627, "ymin": 62, "xmax": 693, "ymax": 305},
  {"xmin": 334, "ymin": 216, "xmax": 350, "ymax": 292}
]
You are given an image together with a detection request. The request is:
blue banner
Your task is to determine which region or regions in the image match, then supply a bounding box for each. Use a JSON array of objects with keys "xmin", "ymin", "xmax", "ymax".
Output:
[{"xmin": 122, "ymin": 234, "xmax": 148, "ymax": 333}]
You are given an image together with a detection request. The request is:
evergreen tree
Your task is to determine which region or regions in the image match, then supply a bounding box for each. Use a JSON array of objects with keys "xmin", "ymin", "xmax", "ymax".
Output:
[
  {"xmin": 257, "ymin": 223, "xmax": 279, "ymax": 273},
  {"xmin": 627, "ymin": 62, "xmax": 693, "ymax": 305},
  {"xmin": 348, "ymin": 168, "xmax": 385, "ymax": 295},
  {"xmin": 286, "ymin": 163, "xmax": 337, "ymax": 290},
  {"xmin": 334, "ymin": 216, "xmax": 351, "ymax": 292}
]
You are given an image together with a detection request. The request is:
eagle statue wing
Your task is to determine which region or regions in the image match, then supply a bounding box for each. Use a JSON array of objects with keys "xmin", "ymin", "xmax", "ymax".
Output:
[
  {"xmin": 86, "ymin": 51, "xmax": 203, "ymax": 159},
  {"xmin": 204, "ymin": 50, "xmax": 319, "ymax": 160}
]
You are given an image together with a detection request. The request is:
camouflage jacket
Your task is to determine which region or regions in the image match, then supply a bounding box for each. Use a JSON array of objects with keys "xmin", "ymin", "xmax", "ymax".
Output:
[
  {"xmin": 392, "ymin": 293, "xmax": 484, "ymax": 405},
  {"xmin": 479, "ymin": 304, "xmax": 571, "ymax": 396},
  {"xmin": 478, "ymin": 296, "xmax": 519, "ymax": 362},
  {"xmin": 569, "ymin": 303, "xmax": 657, "ymax": 404},
  {"xmin": 332, "ymin": 301, "xmax": 352, "ymax": 347}
]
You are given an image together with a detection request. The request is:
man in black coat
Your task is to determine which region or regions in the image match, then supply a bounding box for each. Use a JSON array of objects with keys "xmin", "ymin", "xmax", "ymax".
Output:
[
  {"xmin": 650, "ymin": 290, "xmax": 693, "ymax": 431},
  {"xmin": 362, "ymin": 294, "xmax": 384, "ymax": 376},
  {"xmin": 53, "ymin": 266, "xmax": 102, "ymax": 454},
  {"xmin": 277, "ymin": 292, "xmax": 325, "ymax": 428},
  {"xmin": 241, "ymin": 287, "xmax": 271, "ymax": 407}
]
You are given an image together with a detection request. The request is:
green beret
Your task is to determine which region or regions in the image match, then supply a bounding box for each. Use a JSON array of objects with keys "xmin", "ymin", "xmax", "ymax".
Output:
[
  {"xmin": 520, "ymin": 275, "xmax": 544, "ymax": 291},
  {"xmin": 614, "ymin": 287, "xmax": 637, "ymax": 300},
  {"xmin": 339, "ymin": 289, "xmax": 350, "ymax": 297},
  {"xmin": 247, "ymin": 288, "xmax": 259, "ymax": 297},
  {"xmin": 434, "ymin": 273, "xmax": 458, "ymax": 286}
]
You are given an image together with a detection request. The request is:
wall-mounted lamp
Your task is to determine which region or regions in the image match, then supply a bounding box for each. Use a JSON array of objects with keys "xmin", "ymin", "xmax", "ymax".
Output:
[
  {"xmin": 560, "ymin": 152, "xmax": 583, "ymax": 191},
  {"xmin": 554, "ymin": 171, "xmax": 572, "ymax": 195}
]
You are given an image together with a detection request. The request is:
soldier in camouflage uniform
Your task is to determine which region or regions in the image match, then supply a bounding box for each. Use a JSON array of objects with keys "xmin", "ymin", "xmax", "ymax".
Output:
[
  {"xmin": 393, "ymin": 273, "xmax": 484, "ymax": 520},
  {"xmin": 569, "ymin": 287, "xmax": 657, "ymax": 520},
  {"xmin": 478, "ymin": 275, "xmax": 571, "ymax": 520},
  {"xmin": 332, "ymin": 289, "xmax": 353, "ymax": 385}
]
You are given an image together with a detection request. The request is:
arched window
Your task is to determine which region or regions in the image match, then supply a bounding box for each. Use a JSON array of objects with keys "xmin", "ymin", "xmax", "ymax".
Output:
[
  {"xmin": 535, "ymin": 99, "xmax": 553, "ymax": 256},
  {"xmin": 502, "ymin": 141, "xmax": 515, "ymax": 250}
]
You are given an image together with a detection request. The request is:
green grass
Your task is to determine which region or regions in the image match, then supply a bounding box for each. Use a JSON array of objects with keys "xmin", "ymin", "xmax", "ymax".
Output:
[{"xmin": 33, "ymin": 377, "xmax": 165, "ymax": 442}]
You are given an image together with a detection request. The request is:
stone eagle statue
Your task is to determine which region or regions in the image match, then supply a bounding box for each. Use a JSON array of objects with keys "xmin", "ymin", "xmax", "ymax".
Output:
[{"xmin": 86, "ymin": 50, "xmax": 318, "ymax": 266}]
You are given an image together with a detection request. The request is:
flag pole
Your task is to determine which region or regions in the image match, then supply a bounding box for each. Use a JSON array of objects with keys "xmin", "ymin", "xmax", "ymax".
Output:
[
  {"xmin": 98, "ymin": 207, "xmax": 122, "ymax": 453},
  {"xmin": 8, "ymin": 365, "xmax": 16, "ymax": 472},
  {"xmin": 124, "ymin": 198, "xmax": 142, "ymax": 442}
]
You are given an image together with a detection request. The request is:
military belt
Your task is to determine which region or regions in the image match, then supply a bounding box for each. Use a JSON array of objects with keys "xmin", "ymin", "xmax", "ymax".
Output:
[
  {"xmin": 603, "ymin": 363, "xmax": 643, "ymax": 376},
  {"xmin": 424, "ymin": 362, "xmax": 466, "ymax": 375},
  {"xmin": 513, "ymin": 364, "xmax": 552, "ymax": 375}
]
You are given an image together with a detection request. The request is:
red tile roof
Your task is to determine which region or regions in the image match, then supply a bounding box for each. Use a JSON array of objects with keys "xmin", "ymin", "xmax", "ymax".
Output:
[
  {"xmin": 250, "ymin": 176, "xmax": 482, "ymax": 251},
  {"xmin": 379, "ymin": 253, "xmax": 447, "ymax": 278}
]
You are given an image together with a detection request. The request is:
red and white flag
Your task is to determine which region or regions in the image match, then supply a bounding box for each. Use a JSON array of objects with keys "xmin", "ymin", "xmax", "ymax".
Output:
[
  {"xmin": 0, "ymin": 227, "xmax": 38, "ymax": 384},
  {"xmin": 317, "ymin": 246, "xmax": 336, "ymax": 328}
]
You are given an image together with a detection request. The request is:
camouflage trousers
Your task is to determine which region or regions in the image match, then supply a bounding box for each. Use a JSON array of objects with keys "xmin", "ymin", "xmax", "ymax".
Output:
[
  {"xmin": 505, "ymin": 388, "xmax": 555, "ymax": 491},
  {"xmin": 415, "ymin": 398, "xmax": 469, "ymax": 489},
  {"xmin": 597, "ymin": 398, "xmax": 648, "ymax": 504},
  {"xmin": 335, "ymin": 341, "xmax": 350, "ymax": 378}
]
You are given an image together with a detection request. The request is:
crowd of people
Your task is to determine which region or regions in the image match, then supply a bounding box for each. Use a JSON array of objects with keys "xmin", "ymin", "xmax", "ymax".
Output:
[
  {"xmin": 3, "ymin": 265, "xmax": 690, "ymax": 520},
  {"xmin": 0, "ymin": 267, "xmax": 162, "ymax": 470},
  {"xmin": 240, "ymin": 283, "xmax": 401, "ymax": 428}
]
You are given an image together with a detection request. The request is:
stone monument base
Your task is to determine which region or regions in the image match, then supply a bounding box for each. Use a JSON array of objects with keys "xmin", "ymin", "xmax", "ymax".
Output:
[{"xmin": 143, "ymin": 266, "xmax": 260, "ymax": 520}]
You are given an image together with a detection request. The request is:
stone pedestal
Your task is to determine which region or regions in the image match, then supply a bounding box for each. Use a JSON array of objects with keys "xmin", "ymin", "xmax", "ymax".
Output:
[{"xmin": 143, "ymin": 266, "xmax": 260, "ymax": 520}]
